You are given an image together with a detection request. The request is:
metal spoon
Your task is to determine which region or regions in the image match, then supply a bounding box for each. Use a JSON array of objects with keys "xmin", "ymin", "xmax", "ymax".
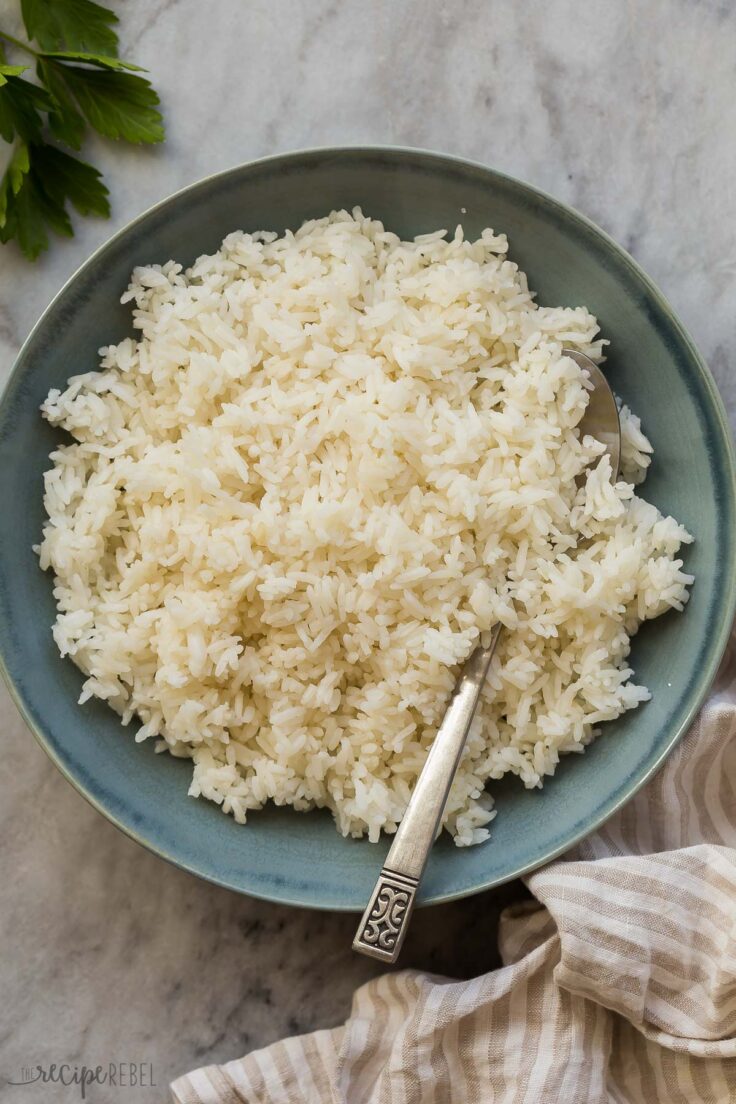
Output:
[{"xmin": 353, "ymin": 349, "xmax": 621, "ymax": 963}]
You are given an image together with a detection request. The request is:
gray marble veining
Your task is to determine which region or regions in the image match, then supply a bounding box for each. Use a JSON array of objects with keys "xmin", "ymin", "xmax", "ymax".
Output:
[{"xmin": 1, "ymin": 0, "xmax": 735, "ymax": 1096}]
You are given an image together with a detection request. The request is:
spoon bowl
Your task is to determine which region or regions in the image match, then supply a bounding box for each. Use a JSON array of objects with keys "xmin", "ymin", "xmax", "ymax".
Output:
[{"xmin": 569, "ymin": 349, "xmax": 621, "ymax": 477}]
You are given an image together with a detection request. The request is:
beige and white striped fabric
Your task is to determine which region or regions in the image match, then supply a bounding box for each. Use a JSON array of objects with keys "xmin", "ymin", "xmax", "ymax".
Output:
[{"xmin": 171, "ymin": 635, "xmax": 736, "ymax": 1103}]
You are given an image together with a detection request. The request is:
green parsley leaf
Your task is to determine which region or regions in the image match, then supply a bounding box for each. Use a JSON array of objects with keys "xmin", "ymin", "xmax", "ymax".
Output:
[
  {"xmin": 39, "ymin": 51, "xmax": 144, "ymax": 72},
  {"xmin": 0, "ymin": 141, "xmax": 110, "ymax": 259},
  {"xmin": 5, "ymin": 140, "xmax": 29, "ymax": 193},
  {"xmin": 20, "ymin": 0, "xmax": 119, "ymax": 56},
  {"xmin": 1, "ymin": 2, "xmax": 165, "ymax": 259},
  {"xmin": 36, "ymin": 57, "xmax": 85, "ymax": 149},
  {"xmin": 0, "ymin": 140, "xmax": 30, "ymax": 226},
  {"xmin": 0, "ymin": 166, "xmax": 69, "ymax": 259},
  {"xmin": 0, "ymin": 71, "xmax": 54, "ymax": 142},
  {"xmin": 0, "ymin": 63, "xmax": 29, "ymax": 87},
  {"xmin": 32, "ymin": 173, "xmax": 74, "ymax": 238},
  {"xmin": 31, "ymin": 142, "xmax": 109, "ymax": 218},
  {"xmin": 0, "ymin": 177, "xmax": 49, "ymax": 258},
  {"xmin": 47, "ymin": 63, "xmax": 164, "ymax": 143}
]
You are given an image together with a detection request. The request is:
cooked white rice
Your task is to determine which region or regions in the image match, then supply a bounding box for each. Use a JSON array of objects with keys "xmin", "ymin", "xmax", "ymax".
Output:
[{"xmin": 37, "ymin": 210, "xmax": 693, "ymax": 846}]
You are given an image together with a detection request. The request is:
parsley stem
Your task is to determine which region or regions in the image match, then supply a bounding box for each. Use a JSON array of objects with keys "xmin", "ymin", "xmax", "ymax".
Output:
[{"xmin": 0, "ymin": 30, "xmax": 38, "ymax": 58}]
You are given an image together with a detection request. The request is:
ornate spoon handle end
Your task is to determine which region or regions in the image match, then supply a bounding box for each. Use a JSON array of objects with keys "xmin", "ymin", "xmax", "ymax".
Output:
[{"xmin": 352, "ymin": 868, "xmax": 419, "ymax": 964}]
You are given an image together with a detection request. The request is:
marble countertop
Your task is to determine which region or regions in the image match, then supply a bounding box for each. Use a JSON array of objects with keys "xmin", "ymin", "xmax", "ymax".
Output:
[{"xmin": 2, "ymin": 0, "xmax": 735, "ymax": 1096}]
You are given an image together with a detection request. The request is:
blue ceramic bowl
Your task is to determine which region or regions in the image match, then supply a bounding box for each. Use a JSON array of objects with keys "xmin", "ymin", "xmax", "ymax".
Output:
[{"xmin": 1, "ymin": 148, "xmax": 734, "ymax": 910}]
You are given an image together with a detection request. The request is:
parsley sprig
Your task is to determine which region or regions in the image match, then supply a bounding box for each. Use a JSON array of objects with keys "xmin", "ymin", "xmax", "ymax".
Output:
[{"xmin": 0, "ymin": 0, "xmax": 164, "ymax": 259}]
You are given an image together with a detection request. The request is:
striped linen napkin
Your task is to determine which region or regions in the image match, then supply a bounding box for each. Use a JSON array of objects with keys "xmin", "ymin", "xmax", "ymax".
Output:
[{"xmin": 171, "ymin": 632, "xmax": 736, "ymax": 1103}]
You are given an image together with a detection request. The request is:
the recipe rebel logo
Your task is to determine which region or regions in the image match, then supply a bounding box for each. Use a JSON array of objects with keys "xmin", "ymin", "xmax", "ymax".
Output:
[{"xmin": 7, "ymin": 1062, "xmax": 157, "ymax": 1099}]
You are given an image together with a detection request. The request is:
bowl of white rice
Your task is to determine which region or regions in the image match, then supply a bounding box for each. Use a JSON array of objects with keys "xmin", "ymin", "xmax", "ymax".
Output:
[{"xmin": 0, "ymin": 148, "xmax": 734, "ymax": 909}]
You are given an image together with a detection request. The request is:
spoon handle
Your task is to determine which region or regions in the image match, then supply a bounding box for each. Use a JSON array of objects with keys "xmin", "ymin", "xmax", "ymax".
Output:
[{"xmin": 352, "ymin": 624, "xmax": 501, "ymax": 963}]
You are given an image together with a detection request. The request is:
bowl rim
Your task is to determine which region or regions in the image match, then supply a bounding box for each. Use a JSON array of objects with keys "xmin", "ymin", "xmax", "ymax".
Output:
[{"xmin": 2, "ymin": 144, "xmax": 735, "ymax": 911}]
